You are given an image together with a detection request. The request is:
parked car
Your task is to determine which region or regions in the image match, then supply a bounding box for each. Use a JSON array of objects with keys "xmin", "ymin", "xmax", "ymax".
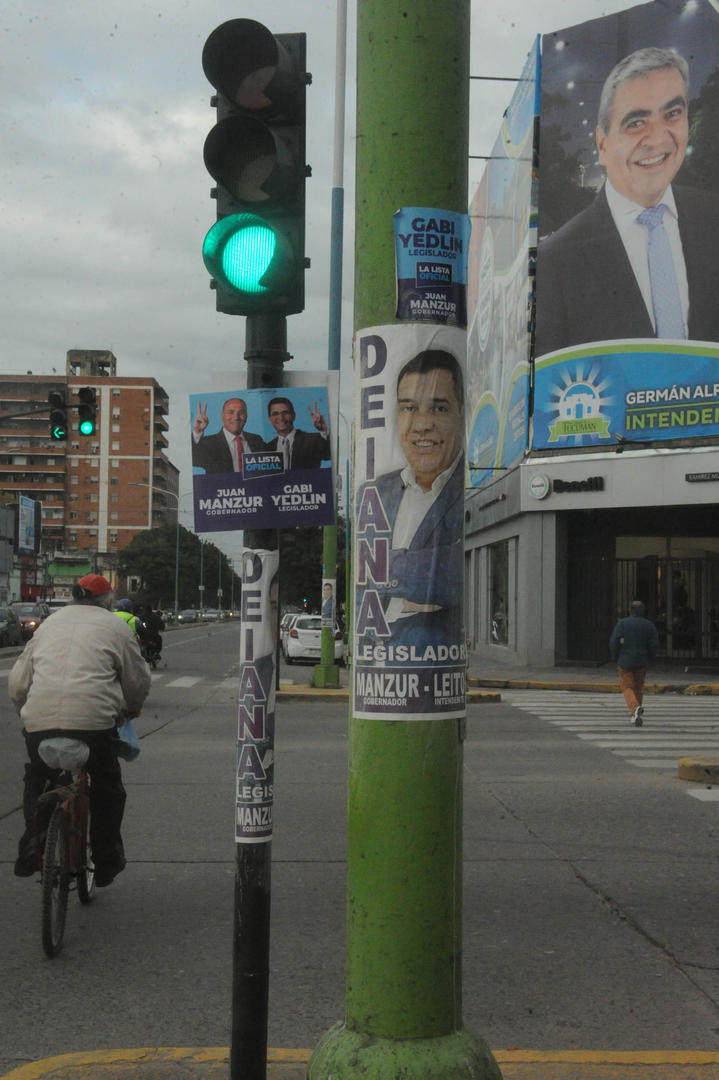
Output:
[
  {"xmin": 280, "ymin": 612, "xmax": 303, "ymax": 657},
  {"xmin": 177, "ymin": 608, "xmax": 199, "ymax": 624},
  {"xmin": 285, "ymin": 615, "xmax": 345, "ymax": 664},
  {"xmin": 10, "ymin": 601, "xmax": 50, "ymax": 640},
  {"xmin": 0, "ymin": 606, "xmax": 23, "ymax": 647}
]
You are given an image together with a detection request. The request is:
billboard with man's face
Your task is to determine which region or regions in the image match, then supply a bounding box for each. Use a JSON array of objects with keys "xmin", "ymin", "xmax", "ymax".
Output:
[{"xmin": 532, "ymin": 0, "xmax": 719, "ymax": 451}]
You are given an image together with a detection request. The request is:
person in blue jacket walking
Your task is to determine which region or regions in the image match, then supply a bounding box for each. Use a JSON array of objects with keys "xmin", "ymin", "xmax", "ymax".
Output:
[{"xmin": 609, "ymin": 600, "xmax": 660, "ymax": 726}]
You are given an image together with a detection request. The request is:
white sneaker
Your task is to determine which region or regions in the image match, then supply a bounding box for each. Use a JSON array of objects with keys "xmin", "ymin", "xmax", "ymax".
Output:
[{"xmin": 633, "ymin": 705, "xmax": 644, "ymax": 727}]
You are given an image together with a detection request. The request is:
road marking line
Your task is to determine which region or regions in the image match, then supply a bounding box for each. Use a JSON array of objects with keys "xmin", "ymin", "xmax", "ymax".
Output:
[
  {"xmin": 687, "ymin": 788, "xmax": 719, "ymax": 801},
  {"xmin": 164, "ymin": 676, "xmax": 203, "ymax": 688}
]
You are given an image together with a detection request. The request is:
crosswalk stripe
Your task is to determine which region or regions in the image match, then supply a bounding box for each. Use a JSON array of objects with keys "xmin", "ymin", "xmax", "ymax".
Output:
[
  {"xmin": 163, "ymin": 676, "xmax": 203, "ymax": 688},
  {"xmin": 505, "ymin": 690, "xmax": 719, "ymax": 801}
]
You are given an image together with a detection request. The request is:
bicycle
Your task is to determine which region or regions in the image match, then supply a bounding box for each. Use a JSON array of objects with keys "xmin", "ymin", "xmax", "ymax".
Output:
[{"xmin": 34, "ymin": 737, "xmax": 96, "ymax": 958}]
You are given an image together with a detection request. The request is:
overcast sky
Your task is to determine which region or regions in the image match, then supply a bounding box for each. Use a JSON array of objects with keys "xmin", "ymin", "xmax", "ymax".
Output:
[{"xmin": 0, "ymin": 0, "xmax": 638, "ymax": 563}]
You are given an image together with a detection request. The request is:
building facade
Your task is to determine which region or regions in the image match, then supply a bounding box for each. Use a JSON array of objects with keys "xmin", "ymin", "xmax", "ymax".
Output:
[
  {"xmin": 0, "ymin": 350, "xmax": 178, "ymax": 599},
  {"xmin": 465, "ymin": 446, "xmax": 719, "ymax": 669}
]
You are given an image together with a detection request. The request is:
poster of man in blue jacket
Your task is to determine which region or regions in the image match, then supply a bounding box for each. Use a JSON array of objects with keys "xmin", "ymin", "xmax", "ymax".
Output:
[{"xmin": 353, "ymin": 325, "xmax": 467, "ymax": 721}]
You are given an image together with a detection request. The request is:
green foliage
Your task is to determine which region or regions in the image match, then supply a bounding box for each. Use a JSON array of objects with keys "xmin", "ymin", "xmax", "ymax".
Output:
[
  {"xmin": 279, "ymin": 517, "xmax": 347, "ymax": 617},
  {"xmin": 116, "ymin": 524, "xmax": 240, "ymax": 609}
]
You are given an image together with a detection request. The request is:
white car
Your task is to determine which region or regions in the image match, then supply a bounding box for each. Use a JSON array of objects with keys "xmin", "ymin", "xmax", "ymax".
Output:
[
  {"xmin": 280, "ymin": 612, "xmax": 302, "ymax": 657},
  {"xmin": 284, "ymin": 615, "xmax": 345, "ymax": 665}
]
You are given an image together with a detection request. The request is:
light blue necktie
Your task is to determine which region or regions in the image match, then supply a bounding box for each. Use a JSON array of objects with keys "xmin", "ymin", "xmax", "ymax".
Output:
[{"xmin": 636, "ymin": 204, "xmax": 686, "ymax": 340}]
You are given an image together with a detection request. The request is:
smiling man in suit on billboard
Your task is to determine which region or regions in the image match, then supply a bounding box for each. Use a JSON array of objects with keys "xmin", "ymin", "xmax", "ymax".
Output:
[{"xmin": 535, "ymin": 46, "xmax": 719, "ymax": 356}]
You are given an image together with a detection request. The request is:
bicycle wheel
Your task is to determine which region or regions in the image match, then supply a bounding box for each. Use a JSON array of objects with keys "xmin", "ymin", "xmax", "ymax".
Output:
[
  {"xmin": 41, "ymin": 806, "xmax": 70, "ymax": 958},
  {"xmin": 77, "ymin": 815, "xmax": 96, "ymax": 905}
]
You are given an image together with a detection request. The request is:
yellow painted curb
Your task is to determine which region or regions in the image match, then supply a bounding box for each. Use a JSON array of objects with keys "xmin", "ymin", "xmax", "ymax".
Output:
[
  {"xmin": 6, "ymin": 1047, "xmax": 719, "ymax": 1079},
  {"xmin": 494, "ymin": 1050, "xmax": 719, "ymax": 1063},
  {"xmin": 678, "ymin": 756, "xmax": 719, "ymax": 784},
  {"xmin": 0, "ymin": 1047, "xmax": 311, "ymax": 1079},
  {"xmin": 276, "ymin": 687, "xmax": 500, "ymax": 704},
  {"xmin": 6, "ymin": 1047, "xmax": 719, "ymax": 1080}
]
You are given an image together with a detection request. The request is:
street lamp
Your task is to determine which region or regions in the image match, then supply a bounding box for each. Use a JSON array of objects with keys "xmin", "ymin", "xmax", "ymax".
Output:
[{"xmin": 131, "ymin": 483, "xmax": 193, "ymax": 614}]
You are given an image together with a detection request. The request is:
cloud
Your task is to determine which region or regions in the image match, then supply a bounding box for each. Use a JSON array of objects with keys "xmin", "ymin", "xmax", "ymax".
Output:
[{"xmin": 0, "ymin": 0, "xmax": 632, "ymax": 562}]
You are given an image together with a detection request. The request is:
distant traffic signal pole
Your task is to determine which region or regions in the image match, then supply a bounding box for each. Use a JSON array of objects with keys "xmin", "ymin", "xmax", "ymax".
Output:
[
  {"xmin": 201, "ymin": 19, "xmax": 309, "ymax": 1080},
  {"xmin": 308, "ymin": 2, "xmax": 503, "ymax": 1079},
  {"xmin": 313, "ymin": 0, "xmax": 347, "ymax": 690}
]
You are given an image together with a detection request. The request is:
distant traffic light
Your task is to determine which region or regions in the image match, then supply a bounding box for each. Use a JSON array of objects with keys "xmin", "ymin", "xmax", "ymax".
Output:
[
  {"xmin": 48, "ymin": 390, "xmax": 68, "ymax": 441},
  {"xmin": 77, "ymin": 387, "xmax": 97, "ymax": 436},
  {"xmin": 201, "ymin": 18, "xmax": 310, "ymax": 316}
]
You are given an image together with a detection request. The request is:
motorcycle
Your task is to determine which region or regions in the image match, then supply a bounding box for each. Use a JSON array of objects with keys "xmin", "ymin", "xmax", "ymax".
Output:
[{"xmin": 140, "ymin": 634, "xmax": 162, "ymax": 670}]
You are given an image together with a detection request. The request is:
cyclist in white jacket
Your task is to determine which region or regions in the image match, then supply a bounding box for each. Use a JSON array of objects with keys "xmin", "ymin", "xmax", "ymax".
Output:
[{"xmin": 9, "ymin": 574, "xmax": 151, "ymax": 885}]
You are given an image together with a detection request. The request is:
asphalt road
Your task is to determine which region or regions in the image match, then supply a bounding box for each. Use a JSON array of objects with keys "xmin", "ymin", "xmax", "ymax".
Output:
[{"xmin": 1, "ymin": 626, "xmax": 719, "ymax": 1076}]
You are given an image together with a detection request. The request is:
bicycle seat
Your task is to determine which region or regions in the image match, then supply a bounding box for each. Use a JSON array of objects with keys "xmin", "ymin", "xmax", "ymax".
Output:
[{"xmin": 38, "ymin": 738, "xmax": 90, "ymax": 771}]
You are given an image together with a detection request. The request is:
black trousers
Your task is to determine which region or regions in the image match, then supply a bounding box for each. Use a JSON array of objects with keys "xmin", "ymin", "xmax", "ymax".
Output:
[{"xmin": 21, "ymin": 728, "xmax": 126, "ymax": 869}]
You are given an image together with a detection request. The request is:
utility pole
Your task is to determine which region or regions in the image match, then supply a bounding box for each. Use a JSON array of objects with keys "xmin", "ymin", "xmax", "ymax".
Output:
[{"xmin": 308, "ymin": 2, "xmax": 503, "ymax": 1078}]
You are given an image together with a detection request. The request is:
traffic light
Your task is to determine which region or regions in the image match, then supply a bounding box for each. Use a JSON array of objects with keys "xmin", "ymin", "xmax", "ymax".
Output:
[
  {"xmin": 48, "ymin": 390, "xmax": 68, "ymax": 442},
  {"xmin": 77, "ymin": 387, "xmax": 97, "ymax": 436},
  {"xmin": 201, "ymin": 19, "xmax": 310, "ymax": 316}
]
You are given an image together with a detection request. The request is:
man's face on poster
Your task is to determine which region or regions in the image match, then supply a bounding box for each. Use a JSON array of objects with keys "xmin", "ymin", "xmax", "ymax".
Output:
[
  {"xmin": 396, "ymin": 368, "xmax": 463, "ymax": 492},
  {"xmin": 222, "ymin": 399, "xmax": 248, "ymax": 435},
  {"xmin": 268, "ymin": 401, "xmax": 295, "ymax": 437},
  {"xmin": 596, "ymin": 66, "xmax": 688, "ymax": 208}
]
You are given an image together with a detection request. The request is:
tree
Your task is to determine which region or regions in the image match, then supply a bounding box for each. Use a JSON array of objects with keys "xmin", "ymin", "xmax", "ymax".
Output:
[
  {"xmin": 278, "ymin": 516, "xmax": 347, "ymax": 618},
  {"xmin": 116, "ymin": 525, "xmax": 240, "ymax": 610}
]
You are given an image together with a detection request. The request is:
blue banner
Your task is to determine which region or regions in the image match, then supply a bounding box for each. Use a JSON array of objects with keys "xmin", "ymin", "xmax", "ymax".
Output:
[
  {"xmin": 190, "ymin": 386, "xmax": 334, "ymax": 532},
  {"xmin": 394, "ymin": 207, "xmax": 471, "ymax": 326},
  {"xmin": 533, "ymin": 343, "xmax": 719, "ymax": 448},
  {"xmin": 465, "ymin": 40, "xmax": 539, "ymax": 487}
]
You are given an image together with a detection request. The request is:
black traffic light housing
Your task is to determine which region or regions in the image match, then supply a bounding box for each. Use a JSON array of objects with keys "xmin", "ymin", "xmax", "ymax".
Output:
[
  {"xmin": 201, "ymin": 19, "xmax": 310, "ymax": 316},
  {"xmin": 48, "ymin": 390, "xmax": 68, "ymax": 442},
  {"xmin": 77, "ymin": 387, "xmax": 97, "ymax": 436}
]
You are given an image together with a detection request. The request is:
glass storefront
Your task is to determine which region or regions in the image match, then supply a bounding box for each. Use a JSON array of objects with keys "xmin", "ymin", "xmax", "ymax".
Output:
[{"xmin": 616, "ymin": 537, "xmax": 719, "ymax": 661}]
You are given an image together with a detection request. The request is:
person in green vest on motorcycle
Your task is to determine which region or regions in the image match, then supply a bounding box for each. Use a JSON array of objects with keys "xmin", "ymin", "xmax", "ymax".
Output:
[{"xmin": 114, "ymin": 598, "xmax": 140, "ymax": 636}]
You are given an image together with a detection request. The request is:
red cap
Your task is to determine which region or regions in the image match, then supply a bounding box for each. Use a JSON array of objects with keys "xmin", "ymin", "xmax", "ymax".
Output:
[{"xmin": 77, "ymin": 574, "xmax": 113, "ymax": 597}]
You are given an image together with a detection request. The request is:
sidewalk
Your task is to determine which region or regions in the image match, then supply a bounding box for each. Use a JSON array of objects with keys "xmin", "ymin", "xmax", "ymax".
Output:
[
  {"xmin": 5, "ymin": 1046, "xmax": 719, "ymax": 1079},
  {"xmin": 277, "ymin": 657, "xmax": 719, "ymax": 700}
]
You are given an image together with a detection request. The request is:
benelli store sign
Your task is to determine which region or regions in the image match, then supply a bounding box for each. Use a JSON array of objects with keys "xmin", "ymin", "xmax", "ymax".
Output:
[{"xmin": 529, "ymin": 474, "xmax": 605, "ymax": 500}]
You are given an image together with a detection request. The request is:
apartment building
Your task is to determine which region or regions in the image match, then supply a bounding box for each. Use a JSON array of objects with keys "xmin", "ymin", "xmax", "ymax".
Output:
[{"xmin": 0, "ymin": 350, "xmax": 179, "ymax": 597}]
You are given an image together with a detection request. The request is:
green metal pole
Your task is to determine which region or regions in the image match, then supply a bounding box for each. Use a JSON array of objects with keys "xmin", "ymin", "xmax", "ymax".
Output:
[
  {"xmin": 307, "ymin": 1, "xmax": 502, "ymax": 1077},
  {"xmin": 313, "ymin": 0, "xmax": 347, "ymax": 690}
]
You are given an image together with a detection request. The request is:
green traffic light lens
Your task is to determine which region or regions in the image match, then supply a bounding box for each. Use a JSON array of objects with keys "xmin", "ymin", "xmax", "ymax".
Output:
[
  {"xmin": 222, "ymin": 223, "xmax": 275, "ymax": 294},
  {"xmin": 79, "ymin": 420, "xmax": 95, "ymax": 436},
  {"xmin": 203, "ymin": 212, "xmax": 293, "ymax": 305}
]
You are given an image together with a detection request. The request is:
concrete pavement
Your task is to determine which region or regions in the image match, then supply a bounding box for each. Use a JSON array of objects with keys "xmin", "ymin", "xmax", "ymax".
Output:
[{"xmin": 5, "ymin": 647, "xmax": 719, "ymax": 1080}]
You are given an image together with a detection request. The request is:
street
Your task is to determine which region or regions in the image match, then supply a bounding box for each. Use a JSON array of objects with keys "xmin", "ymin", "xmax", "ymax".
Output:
[{"xmin": 2, "ymin": 625, "xmax": 719, "ymax": 1075}]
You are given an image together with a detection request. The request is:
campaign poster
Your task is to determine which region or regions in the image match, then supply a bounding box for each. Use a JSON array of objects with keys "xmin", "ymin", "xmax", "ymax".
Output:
[
  {"xmin": 190, "ymin": 385, "xmax": 334, "ymax": 532},
  {"xmin": 394, "ymin": 207, "xmax": 472, "ymax": 326},
  {"xmin": 534, "ymin": 345, "xmax": 719, "ymax": 447},
  {"xmin": 353, "ymin": 324, "xmax": 467, "ymax": 722},
  {"xmin": 236, "ymin": 548, "xmax": 278, "ymax": 844},
  {"xmin": 533, "ymin": 0, "xmax": 719, "ymax": 450},
  {"xmin": 465, "ymin": 40, "xmax": 538, "ymax": 488},
  {"xmin": 321, "ymin": 577, "xmax": 336, "ymax": 629}
]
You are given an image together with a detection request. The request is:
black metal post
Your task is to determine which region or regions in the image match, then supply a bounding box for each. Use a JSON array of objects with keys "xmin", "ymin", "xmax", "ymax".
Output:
[{"xmin": 230, "ymin": 314, "xmax": 288, "ymax": 1080}]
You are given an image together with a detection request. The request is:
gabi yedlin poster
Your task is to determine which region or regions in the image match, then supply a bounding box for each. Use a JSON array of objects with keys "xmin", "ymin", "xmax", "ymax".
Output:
[
  {"xmin": 189, "ymin": 380, "xmax": 335, "ymax": 532},
  {"xmin": 353, "ymin": 324, "xmax": 467, "ymax": 721}
]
